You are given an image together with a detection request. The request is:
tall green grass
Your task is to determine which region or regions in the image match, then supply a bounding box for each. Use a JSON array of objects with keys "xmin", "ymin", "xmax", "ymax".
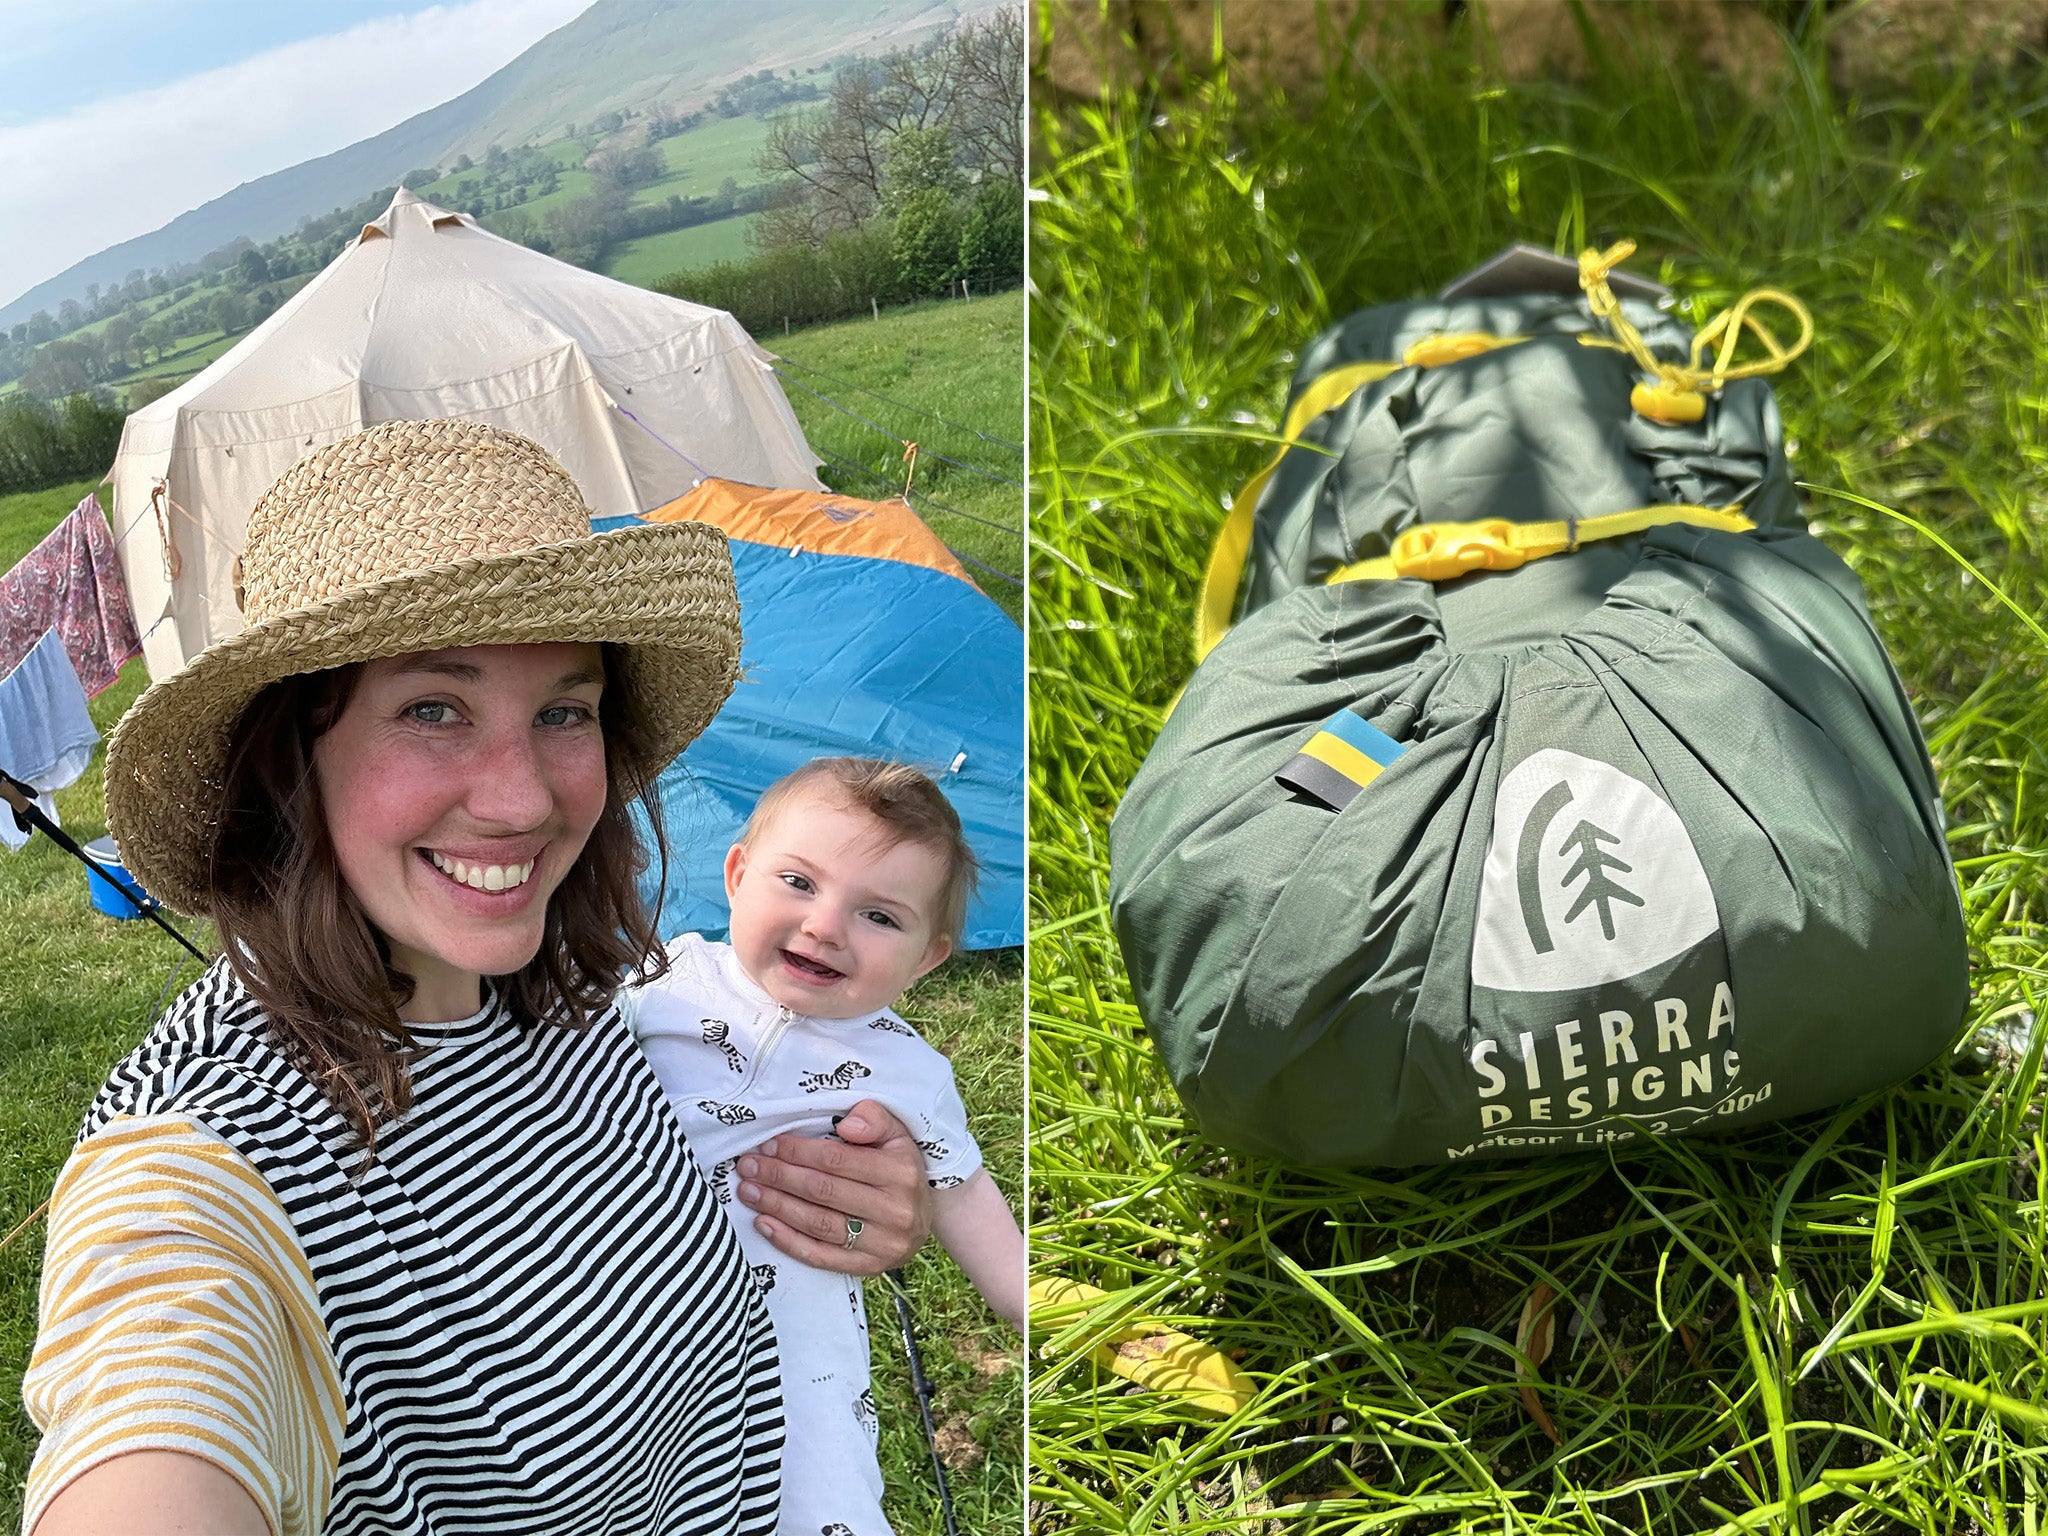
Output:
[{"xmin": 1030, "ymin": 14, "xmax": 2046, "ymax": 1534}]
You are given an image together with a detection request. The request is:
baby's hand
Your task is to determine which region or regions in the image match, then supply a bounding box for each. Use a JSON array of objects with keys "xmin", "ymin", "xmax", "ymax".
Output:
[{"xmin": 734, "ymin": 1099, "xmax": 934, "ymax": 1276}]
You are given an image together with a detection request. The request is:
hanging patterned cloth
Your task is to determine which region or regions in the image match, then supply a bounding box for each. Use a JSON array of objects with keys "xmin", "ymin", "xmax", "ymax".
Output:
[{"xmin": 0, "ymin": 492, "xmax": 143, "ymax": 697}]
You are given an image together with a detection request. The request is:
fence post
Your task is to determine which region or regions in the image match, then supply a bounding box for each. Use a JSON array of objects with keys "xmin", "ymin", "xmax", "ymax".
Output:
[
  {"xmin": 872, "ymin": 298, "xmax": 879, "ymax": 321},
  {"xmin": 784, "ymin": 317, "xmax": 790, "ymax": 335}
]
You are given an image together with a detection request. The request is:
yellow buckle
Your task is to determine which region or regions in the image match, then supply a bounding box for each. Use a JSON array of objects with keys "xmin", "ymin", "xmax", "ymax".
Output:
[{"xmin": 1389, "ymin": 519, "xmax": 1531, "ymax": 581}]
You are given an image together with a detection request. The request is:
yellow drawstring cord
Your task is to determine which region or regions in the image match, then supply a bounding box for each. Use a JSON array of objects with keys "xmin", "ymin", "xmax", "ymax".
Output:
[{"xmin": 1578, "ymin": 239, "xmax": 1813, "ymax": 425}]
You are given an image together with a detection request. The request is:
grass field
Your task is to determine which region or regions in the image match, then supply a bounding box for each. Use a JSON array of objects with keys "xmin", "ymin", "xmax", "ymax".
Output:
[
  {"xmin": 639, "ymin": 113, "xmax": 775, "ymax": 198},
  {"xmin": 0, "ymin": 292, "xmax": 1023, "ymax": 1531},
  {"xmin": 1030, "ymin": 17, "xmax": 2048, "ymax": 1536},
  {"xmin": 773, "ymin": 295, "xmax": 1025, "ymax": 620},
  {"xmin": 601, "ymin": 213, "xmax": 760, "ymax": 285}
]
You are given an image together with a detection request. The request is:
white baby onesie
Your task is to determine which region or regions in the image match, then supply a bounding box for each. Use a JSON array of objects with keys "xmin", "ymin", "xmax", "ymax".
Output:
[{"xmin": 626, "ymin": 932, "xmax": 982, "ymax": 1536}]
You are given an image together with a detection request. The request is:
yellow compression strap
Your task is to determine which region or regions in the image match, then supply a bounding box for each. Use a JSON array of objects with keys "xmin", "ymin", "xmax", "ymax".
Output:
[
  {"xmin": 1326, "ymin": 502, "xmax": 1756, "ymax": 585},
  {"xmin": 1195, "ymin": 332, "xmax": 1529, "ymax": 663}
]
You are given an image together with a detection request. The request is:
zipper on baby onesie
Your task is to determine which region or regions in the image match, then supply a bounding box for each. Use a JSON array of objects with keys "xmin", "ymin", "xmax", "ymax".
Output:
[{"xmin": 735, "ymin": 1005, "xmax": 795, "ymax": 1096}]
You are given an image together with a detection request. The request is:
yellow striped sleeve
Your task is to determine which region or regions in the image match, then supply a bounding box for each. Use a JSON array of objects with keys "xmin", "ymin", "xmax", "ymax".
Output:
[{"xmin": 21, "ymin": 1115, "xmax": 343, "ymax": 1536}]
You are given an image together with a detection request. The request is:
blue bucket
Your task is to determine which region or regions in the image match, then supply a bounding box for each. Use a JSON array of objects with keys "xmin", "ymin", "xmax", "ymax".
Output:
[{"xmin": 83, "ymin": 836, "xmax": 156, "ymax": 919}]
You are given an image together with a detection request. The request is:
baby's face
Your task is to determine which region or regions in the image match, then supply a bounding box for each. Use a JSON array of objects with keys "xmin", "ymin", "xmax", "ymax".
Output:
[{"xmin": 723, "ymin": 788, "xmax": 953, "ymax": 1019}]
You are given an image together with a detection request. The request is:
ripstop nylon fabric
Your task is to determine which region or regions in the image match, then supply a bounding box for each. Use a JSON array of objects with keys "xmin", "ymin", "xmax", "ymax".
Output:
[{"xmin": 1111, "ymin": 287, "xmax": 1968, "ymax": 1167}]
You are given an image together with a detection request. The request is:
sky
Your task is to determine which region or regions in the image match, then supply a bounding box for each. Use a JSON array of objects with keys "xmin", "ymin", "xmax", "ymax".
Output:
[{"xmin": 0, "ymin": 0, "xmax": 597, "ymax": 310}]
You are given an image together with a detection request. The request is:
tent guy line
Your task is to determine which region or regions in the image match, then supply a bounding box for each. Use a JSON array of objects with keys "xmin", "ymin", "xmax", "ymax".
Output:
[
  {"xmin": 941, "ymin": 547, "xmax": 1025, "ymax": 590},
  {"xmin": 609, "ymin": 400, "xmax": 718, "ymax": 483},
  {"xmin": 807, "ymin": 443, "xmax": 1026, "ymax": 571},
  {"xmin": 810, "ymin": 445, "xmax": 1022, "ymax": 536}
]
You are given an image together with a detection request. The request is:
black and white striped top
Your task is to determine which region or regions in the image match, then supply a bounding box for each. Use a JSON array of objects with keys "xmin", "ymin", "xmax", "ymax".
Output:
[{"xmin": 22, "ymin": 959, "xmax": 782, "ymax": 1535}]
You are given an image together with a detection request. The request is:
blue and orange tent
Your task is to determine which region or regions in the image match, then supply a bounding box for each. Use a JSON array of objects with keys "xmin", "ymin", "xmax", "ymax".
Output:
[{"xmin": 597, "ymin": 480, "xmax": 1023, "ymax": 950}]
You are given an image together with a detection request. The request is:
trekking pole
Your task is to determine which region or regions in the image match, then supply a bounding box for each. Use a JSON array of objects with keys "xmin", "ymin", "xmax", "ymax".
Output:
[
  {"xmin": 0, "ymin": 768, "xmax": 208, "ymax": 964},
  {"xmin": 886, "ymin": 1267, "xmax": 961, "ymax": 1536}
]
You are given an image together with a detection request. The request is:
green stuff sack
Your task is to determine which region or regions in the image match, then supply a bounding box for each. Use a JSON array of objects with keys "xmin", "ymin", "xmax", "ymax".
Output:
[{"xmin": 1108, "ymin": 246, "xmax": 1969, "ymax": 1168}]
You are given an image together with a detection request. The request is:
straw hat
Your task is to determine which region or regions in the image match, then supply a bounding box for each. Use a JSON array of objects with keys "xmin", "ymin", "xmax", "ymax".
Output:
[{"xmin": 106, "ymin": 418, "xmax": 741, "ymax": 916}]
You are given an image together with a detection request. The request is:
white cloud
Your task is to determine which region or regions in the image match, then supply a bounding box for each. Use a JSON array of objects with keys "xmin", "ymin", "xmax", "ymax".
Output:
[{"xmin": 0, "ymin": 0, "xmax": 593, "ymax": 309}]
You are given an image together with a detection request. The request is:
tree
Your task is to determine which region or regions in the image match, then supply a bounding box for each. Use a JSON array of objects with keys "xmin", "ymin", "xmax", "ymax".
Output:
[
  {"xmin": 210, "ymin": 290, "xmax": 247, "ymax": 335},
  {"xmin": 0, "ymin": 392, "xmax": 124, "ymax": 494},
  {"xmin": 238, "ymin": 247, "xmax": 271, "ymax": 285},
  {"xmin": 589, "ymin": 143, "xmax": 663, "ymax": 191},
  {"xmin": 491, "ymin": 209, "xmax": 540, "ymax": 248},
  {"xmin": 102, "ymin": 313, "xmax": 138, "ymax": 368},
  {"xmin": 879, "ymin": 127, "xmax": 965, "ymax": 215},
  {"xmin": 749, "ymin": 12, "xmax": 1018, "ymax": 251},
  {"xmin": 945, "ymin": 8, "xmax": 1024, "ymax": 181},
  {"xmin": 957, "ymin": 177, "xmax": 1023, "ymax": 286},
  {"xmin": 753, "ymin": 76, "xmax": 890, "ymax": 245},
  {"xmin": 128, "ymin": 376, "xmax": 181, "ymax": 410},
  {"xmin": 893, "ymin": 185, "xmax": 962, "ymax": 293},
  {"xmin": 20, "ymin": 342, "xmax": 94, "ymax": 399},
  {"xmin": 544, "ymin": 189, "xmax": 626, "ymax": 268}
]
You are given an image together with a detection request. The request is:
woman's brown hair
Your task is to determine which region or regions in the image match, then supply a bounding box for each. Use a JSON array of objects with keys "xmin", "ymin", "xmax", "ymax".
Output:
[{"xmin": 207, "ymin": 644, "xmax": 671, "ymax": 1153}]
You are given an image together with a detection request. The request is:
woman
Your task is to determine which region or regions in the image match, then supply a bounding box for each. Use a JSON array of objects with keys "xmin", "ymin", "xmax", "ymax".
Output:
[{"xmin": 22, "ymin": 420, "xmax": 932, "ymax": 1536}]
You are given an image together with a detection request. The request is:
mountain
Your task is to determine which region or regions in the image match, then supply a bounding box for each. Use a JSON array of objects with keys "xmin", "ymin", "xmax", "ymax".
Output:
[{"xmin": 1, "ymin": 0, "xmax": 998, "ymax": 330}]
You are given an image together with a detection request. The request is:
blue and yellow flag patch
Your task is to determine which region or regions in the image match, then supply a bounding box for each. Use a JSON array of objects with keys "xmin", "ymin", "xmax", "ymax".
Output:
[{"xmin": 1277, "ymin": 709, "xmax": 1408, "ymax": 810}]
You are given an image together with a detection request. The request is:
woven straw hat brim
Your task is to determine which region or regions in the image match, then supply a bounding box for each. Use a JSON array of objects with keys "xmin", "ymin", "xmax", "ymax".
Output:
[{"xmin": 106, "ymin": 521, "xmax": 739, "ymax": 917}]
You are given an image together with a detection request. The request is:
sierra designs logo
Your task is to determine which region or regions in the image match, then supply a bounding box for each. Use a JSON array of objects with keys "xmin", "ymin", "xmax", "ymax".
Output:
[{"xmin": 1472, "ymin": 749, "xmax": 1720, "ymax": 993}]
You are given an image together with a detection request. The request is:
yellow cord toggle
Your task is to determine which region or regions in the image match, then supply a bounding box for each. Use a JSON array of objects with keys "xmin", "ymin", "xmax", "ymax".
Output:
[{"xmin": 1578, "ymin": 239, "xmax": 1813, "ymax": 426}]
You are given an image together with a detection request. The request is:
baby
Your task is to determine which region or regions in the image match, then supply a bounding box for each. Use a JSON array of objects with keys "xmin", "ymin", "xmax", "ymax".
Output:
[{"xmin": 626, "ymin": 756, "xmax": 1025, "ymax": 1536}]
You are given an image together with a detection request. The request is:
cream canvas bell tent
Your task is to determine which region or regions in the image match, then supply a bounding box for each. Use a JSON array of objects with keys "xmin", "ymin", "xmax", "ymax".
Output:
[{"xmin": 109, "ymin": 188, "xmax": 822, "ymax": 679}]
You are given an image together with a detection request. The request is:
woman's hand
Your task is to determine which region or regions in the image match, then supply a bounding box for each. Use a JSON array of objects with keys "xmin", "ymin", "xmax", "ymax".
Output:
[{"xmin": 733, "ymin": 1099, "xmax": 933, "ymax": 1276}]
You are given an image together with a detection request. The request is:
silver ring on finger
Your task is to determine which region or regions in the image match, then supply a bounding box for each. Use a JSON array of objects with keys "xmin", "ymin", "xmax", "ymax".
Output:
[{"xmin": 843, "ymin": 1216, "xmax": 864, "ymax": 1250}]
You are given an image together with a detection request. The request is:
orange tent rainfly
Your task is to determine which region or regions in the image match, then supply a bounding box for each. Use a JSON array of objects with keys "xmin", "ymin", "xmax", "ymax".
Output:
[{"xmin": 645, "ymin": 479, "xmax": 979, "ymax": 589}]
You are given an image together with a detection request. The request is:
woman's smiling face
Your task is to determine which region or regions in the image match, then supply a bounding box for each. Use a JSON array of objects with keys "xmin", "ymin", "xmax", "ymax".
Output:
[{"xmin": 313, "ymin": 643, "xmax": 609, "ymax": 1021}]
